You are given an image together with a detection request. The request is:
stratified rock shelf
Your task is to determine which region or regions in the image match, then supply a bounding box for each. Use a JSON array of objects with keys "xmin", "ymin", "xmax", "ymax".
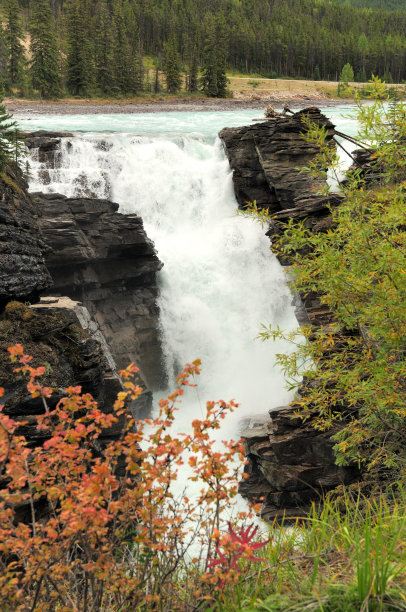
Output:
[
  {"xmin": 219, "ymin": 107, "xmax": 335, "ymax": 212},
  {"xmin": 34, "ymin": 192, "xmax": 164, "ymax": 391}
]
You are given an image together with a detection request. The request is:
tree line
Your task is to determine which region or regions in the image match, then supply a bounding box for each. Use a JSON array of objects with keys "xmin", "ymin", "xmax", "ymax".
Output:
[{"xmin": 0, "ymin": 0, "xmax": 406, "ymax": 99}]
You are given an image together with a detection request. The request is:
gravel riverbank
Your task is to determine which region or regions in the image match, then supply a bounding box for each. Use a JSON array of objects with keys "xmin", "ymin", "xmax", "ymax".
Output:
[{"xmin": 5, "ymin": 96, "xmax": 351, "ymax": 116}]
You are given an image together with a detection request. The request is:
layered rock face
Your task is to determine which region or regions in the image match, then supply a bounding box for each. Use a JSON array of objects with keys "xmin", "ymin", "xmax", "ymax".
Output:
[
  {"xmin": 1, "ymin": 148, "xmax": 164, "ymax": 460},
  {"xmin": 0, "ymin": 163, "xmax": 52, "ymax": 306},
  {"xmin": 219, "ymin": 108, "xmax": 335, "ymax": 212},
  {"xmin": 0, "ymin": 297, "xmax": 129, "ymax": 522},
  {"xmin": 221, "ymin": 108, "xmax": 359, "ymax": 521},
  {"xmin": 1, "ymin": 298, "xmax": 122, "ymax": 430},
  {"xmin": 240, "ymin": 409, "xmax": 359, "ymax": 523},
  {"xmin": 23, "ymin": 130, "xmax": 73, "ymax": 167},
  {"xmin": 33, "ymin": 192, "xmax": 164, "ymax": 392}
]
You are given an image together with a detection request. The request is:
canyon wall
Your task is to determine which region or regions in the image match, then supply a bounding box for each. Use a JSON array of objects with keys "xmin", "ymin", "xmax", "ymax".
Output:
[{"xmin": 221, "ymin": 108, "xmax": 359, "ymax": 521}]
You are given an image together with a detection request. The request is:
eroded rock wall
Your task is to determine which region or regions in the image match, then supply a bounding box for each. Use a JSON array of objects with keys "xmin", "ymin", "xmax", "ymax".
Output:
[
  {"xmin": 219, "ymin": 108, "xmax": 335, "ymax": 212},
  {"xmin": 33, "ymin": 192, "xmax": 164, "ymax": 391},
  {"xmin": 221, "ymin": 108, "xmax": 359, "ymax": 521},
  {"xmin": 0, "ymin": 163, "xmax": 52, "ymax": 305}
]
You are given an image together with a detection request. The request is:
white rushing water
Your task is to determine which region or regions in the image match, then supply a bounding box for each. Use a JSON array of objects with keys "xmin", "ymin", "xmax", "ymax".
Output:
[{"xmin": 19, "ymin": 105, "xmax": 357, "ymax": 466}]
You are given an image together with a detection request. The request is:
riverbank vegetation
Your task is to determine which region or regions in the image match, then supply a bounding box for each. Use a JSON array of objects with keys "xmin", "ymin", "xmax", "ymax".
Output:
[
  {"xmin": 0, "ymin": 0, "xmax": 406, "ymax": 99},
  {"xmin": 260, "ymin": 82, "xmax": 406, "ymax": 478}
]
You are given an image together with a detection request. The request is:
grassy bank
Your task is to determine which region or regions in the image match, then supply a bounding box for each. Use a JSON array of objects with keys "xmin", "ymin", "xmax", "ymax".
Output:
[
  {"xmin": 5, "ymin": 76, "xmax": 406, "ymax": 108},
  {"xmin": 208, "ymin": 491, "xmax": 406, "ymax": 611}
]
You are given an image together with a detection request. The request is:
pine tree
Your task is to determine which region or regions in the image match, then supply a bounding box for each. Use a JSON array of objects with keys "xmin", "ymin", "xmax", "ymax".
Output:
[
  {"xmin": 358, "ymin": 33, "xmax": 369, "ymax": 76},
  {"xmin": 4, "ymin": 0, "xmax": 25, "ymax": 92},
  {"xmin": 340, "ymin": 63, "xmax": 354, "ymax": 83},
  {"xmin": 338, "ymin": 62, "xmax": 354, "ymax": 95},
  {"xmin": 383, "ymin": 70, "xmax": 393, "ymax": 84},
  {"xmin": 66, "ymin": 0, "xmax": 95, "ymax": 95},
  {"xmin": 314, "ymin": 65, "xmax": 321, "ymax": 81},
  {"xmin": 0, "ymin": 94, "xmax": 20, "ymax": 172},
  {"xmin": 0, "ymin": 23, "xmax": 8, "ymax": 78},
  {"xmin": 356, "ymin": 68, "xmax": 367, "ymax": 82},
  {"xmin": 200, "ymin": 17, "xmax": 218, "ymax": 97},
  {"xmin": 153, "ymin": 64, "xmax": 161, "ymax": 93},
  {"xmin": 189, "ymin": 54, "xmax": 199, "ymax": 93},
  {"xmin": 93, "ymin": 1, "xmax": 116, "ymax": 94},
  {"xmin": 29, "ymin": 0, "xmax": 61, "ymax": 98},
  {"xmin": 215, "ymin": 13, "xmax": 228, "ymax": 98},
  {"xmin": 112, "ymin": 0, "xmax": 142, "ymax": 94},
  {"xmin": 163, "ymin": 38, "xmax": 181, "ymax": 93}
]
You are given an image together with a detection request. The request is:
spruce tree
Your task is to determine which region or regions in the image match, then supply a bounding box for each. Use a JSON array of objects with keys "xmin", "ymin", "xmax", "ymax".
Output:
[
  {"xmin": 163, "ymin": 38, "xmax": 181, "ymax": 93},
  {"xmin": 4, "ymin": 0, "xmax": 25, "ymax": 92},
  {"xmin": 215, "ymin": 14, "xmax": 228, "ymax": 98},
  {"xmin": 29, "ymin": 0, "xmax": 62, "ymax": 98},
  {"xmin": 200, "ymin": 18, "xmax": 218, "ymax": 97},
  {"xmin": 66, "ymin": 0, "xmax": 95, "ymax": 95}
]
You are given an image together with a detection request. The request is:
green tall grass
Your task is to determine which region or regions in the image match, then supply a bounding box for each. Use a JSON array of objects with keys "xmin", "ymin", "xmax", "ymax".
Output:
[{"xmin": 206, "ymin": 489, "xmax": 406, "ymax": 611}]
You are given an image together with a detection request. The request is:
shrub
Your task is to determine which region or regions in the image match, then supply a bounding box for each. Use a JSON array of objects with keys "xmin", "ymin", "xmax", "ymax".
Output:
[
  {"xmin": 0, "ymin": 345, "xmax": 270, "ymax": 610},
  {"xmin": 253, "ymin": 82, "xmax": 406, "ymax": 475}
]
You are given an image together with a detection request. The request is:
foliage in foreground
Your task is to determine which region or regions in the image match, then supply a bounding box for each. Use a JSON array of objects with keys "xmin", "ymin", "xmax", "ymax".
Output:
[
  {"xmin": 1, "ymin": 347, "xmax": 406, "ymax": 611},
  {"xmin": 0, "ymin": 344, "xmax": 269, "ymax": 610}
]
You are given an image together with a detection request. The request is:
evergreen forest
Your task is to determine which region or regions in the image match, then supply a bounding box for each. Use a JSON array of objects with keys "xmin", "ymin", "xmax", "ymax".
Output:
[{"xmin": 0, "ymin": 0, "xmax": 406, "ymax": 98}]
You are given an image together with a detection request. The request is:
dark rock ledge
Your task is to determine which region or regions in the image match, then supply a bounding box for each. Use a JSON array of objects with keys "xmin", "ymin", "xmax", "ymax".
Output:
[
  {"xmin": 1, "ymin": 156, "xmax": 163, "ymax": 464},
  {"xmin": 220, "ymin": 109, "xmax": 360, "ymax": 521},
  {"xmin": 33, "ymin": 192, "xmax": 164, "ymax": 393}
]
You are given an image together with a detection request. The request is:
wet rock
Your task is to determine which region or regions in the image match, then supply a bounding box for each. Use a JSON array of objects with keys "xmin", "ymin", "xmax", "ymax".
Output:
[
  {"xmin": 23, "ymin": 130, "xmax": 73, "ymax": 165},
  {"xmin": 33, "ymin": 192, "xmax": 164, "ymax": 391},
  {"xmin": 219, "ymin": 107, "xmax": 335, "ymax": 212},
  {"xmin": 240, "ymin": 407, "xmax": 359, "ymax": 521},
  {"xmin": 222, "ymin": 109, "xmax": 360, "ymax": 521},
  {"xmin": 0, "ymin": 163, "xmax": 52, "ymax": 305}
]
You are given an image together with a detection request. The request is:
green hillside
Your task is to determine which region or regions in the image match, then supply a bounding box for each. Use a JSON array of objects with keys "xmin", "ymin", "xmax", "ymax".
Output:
[{"xmin": 1, "ymin": 0, "xmax": 406, "ymax": 98}]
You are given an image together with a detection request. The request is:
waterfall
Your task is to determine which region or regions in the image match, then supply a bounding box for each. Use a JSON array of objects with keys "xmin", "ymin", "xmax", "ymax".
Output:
[{"xmin": 28, "ymin": 130, "xmax": 298, "ymax": 441}]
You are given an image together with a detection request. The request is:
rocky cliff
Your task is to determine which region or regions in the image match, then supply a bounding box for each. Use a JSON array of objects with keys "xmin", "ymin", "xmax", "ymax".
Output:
[
  {"xmin": 33, "ymin": 192, "xmax": 164, "ymax": 393},
  {"xmin": 221, "ymin": 108, "xmax": 359, "ymax": 521},
  {"xmin": 23, "ymin": 131, "xmax": 165, "ymax": 393},
  {"xmin": 219, "ymin": 108, "xmax": 335, "ymax": 212},
  {"xmin": 0, "ymin": 163, "xmax": 52, "ymax": 307},
  {"xmin": 1, "ymin": 152, "xmax": 163, "ymax": 456}
]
